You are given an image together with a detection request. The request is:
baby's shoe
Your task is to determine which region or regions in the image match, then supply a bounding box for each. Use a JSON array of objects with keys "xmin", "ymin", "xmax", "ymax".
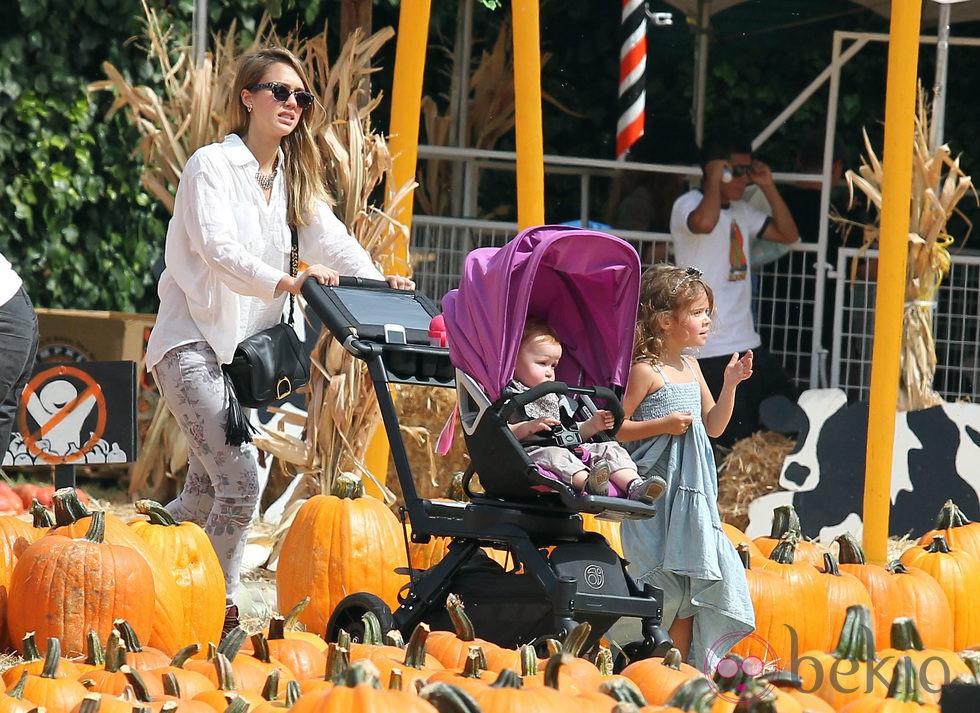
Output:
[
  {"xmin": 627, "ymin": 475, "xmax": 667, "ymax": 503},
  {"xmin": 584, "ymin": 457, "xmax": 610, "ymax": 496}
]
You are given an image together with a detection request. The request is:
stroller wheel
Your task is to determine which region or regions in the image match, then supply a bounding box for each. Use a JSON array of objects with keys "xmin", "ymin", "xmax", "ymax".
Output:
[{"xmin": 325, "ymin": 592, "xmax": 397, "ymax": 644}]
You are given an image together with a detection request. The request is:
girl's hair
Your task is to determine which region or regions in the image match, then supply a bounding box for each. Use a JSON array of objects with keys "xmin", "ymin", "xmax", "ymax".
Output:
[
  {"xmin": 521, "ymin": 316, "xmax": 560, "ymax": 349},
  {"xmin": 229, "ymin": 47, "xmax": 331, "ymax": 227},
  {"xmin": 634, "ymin": 264, "xmax": 714, "ymax": 363}
]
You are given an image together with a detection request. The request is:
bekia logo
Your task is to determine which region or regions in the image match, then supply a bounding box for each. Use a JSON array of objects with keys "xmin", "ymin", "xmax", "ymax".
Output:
[
  {"xmin": 583, "ymin": 564, "xmax": 604, "ymax": 589},
  {"xmin": 704, "ymin": 631, "xmax": 778, "ymax": 704}
]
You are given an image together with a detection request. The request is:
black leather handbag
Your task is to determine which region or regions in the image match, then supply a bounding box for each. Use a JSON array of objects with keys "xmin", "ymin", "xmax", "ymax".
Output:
[{"xmin": 223, "ymin": 227, "xmax": 310, "ymax": 445}]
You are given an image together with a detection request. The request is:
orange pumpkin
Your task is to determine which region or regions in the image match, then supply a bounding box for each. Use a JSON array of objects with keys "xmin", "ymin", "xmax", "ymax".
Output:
[
  {"xmin": 918, "ymin": 499, "xmax": 980, "ymax": 567},
  {"xmin": 899, "ymin": 535, "xmax": 980, "ymax": 650},
  {"xmin": 620, "ymin": 647, "xmax": 704, "ymax": 705},
  {"xmin": 426, "ymin": 593, "xmax": 521, "ymax": 673},
  {"xmin": 3, "ymin": 632, "xmax": 82, "ymax": 685},
  {"xmin": 275, "ymin": 474, "xmax": 408, "ymax": 636},
  {"xmin": 581, "ymin": 512, "xmax": 624, "ymax": 558},
  {"xmin": 722, "ymin": 522, "xmax": 765, "ymax": 562},
  {"xmin": 836, "ymin": 655, "xmax": 940, "ymax": 712},
  {"xmin": 816, "ymin": 552, "xmax": 875, "ymax": 653},
  {"xmin": 0, "ymin": 670, "xmax": 39, "ymax": 713},
  {"xmin": 129, "ymin": 500, "xmax": 226, "ymax": 648},
  {"xmin": 753, "ymin": 504, "xmax": 823, "ymax": 568},
  {"xmin": 49, "ymin": 487, "xmax": 186, "ymax": 655},
  {"xmin": 731, "ymin": 543, "xmax": 795, "ymax": 668},
  {"xmin": 8, "ymin": 511, "xmax": 155, "ymax": 658},
  {"xmin": 18, "ymin": 638, "xmax": 89, "ymax": 713},
  {"xmin": 762, "ymin": 535, "xmax": 827, "ymax": 655},
  {"xmin": 259, "ymin": 618, "xmax": 326, "ymax": 680},
  {"xmin": 836, "ymin": 534, "xmax": 954, "ymax": 651},
  {"xmin": 878, "ymin": 617, "xmax": 969, "ymax": 704}
]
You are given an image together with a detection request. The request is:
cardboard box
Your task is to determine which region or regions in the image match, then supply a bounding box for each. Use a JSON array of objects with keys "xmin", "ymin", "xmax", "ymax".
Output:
[{"xmin": 35, "ymin": 309, "xmax": 155, "ymax": 366}]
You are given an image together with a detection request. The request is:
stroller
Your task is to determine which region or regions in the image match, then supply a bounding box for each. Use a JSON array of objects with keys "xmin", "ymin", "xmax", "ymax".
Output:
[{"xmin": 302, "ymin": 225, "xmax": 670, "ymax": 665}]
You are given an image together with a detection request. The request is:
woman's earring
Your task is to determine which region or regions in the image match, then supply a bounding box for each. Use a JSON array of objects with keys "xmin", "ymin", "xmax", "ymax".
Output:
[{"xmin": 246, "ymin": 104, "xmax": 253, "ymax": 113}]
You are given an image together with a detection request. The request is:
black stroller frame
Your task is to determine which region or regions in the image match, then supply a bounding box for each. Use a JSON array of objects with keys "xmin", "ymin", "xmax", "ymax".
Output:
[{"xmin": 303, "ymin": 277, "xmax": 671, "ymax": 666}]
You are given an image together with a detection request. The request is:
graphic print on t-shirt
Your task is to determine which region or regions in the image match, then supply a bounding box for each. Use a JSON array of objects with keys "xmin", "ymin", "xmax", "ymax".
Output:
[{"xmin": 728, "ymin": 221, "xmax": 747, "ymax": 281}]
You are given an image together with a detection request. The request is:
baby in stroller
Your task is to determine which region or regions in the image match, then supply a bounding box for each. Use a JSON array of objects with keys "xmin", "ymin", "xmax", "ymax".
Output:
[{"xmin": 509, "ymin": 316, "xmax": 666, "ymax": 502}]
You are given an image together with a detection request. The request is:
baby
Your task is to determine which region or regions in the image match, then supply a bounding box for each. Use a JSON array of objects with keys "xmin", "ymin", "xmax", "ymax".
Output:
[{"xmin": 507, "ymin": 317, "xmax": 666, "ymax": 502}]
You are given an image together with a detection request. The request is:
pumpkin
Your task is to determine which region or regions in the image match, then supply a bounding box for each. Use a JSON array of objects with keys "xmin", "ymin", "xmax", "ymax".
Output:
[
  {"xmin": 581, "ymin": 512, "xmax": 624, "ymax": 558},
  {"xmin": 836, "ymin": 534, "xmax": 954, "ymax": 650},
  {"xmin": 816, "ymin": 552, "xmax": 875, "ymax": 653},
  {"xmin": 753, "ymin": 504, "xmax": 823, "ymax": 568},
  {"xmin": 426, "ymin": 593, "xmax": 521, "ymax": 673},
  {"xmin": 129, "ymin": 500, "xmax": 226, "ymax": 648},
  {"xmin": 13, "ymin": 484, "xmax": 88, "ymax": 510},
  {"xmin": 368, "ymin": 622, "xmax": 443, "ymax": 693},
  {"xmin": 0, "ymin": 508, "xmax": 48, "ymax": 648},
  {"xmin": 252, "ymin": 679, "xmax": 301, "ymax": 713},
  {"xmin": 453, "ymin": 667, "xmax": 570, "ymax": 712},
  {"xmin": 0, "ymin": 481, "xmax": 24, "ymax": 515},
  {"xmin": 877, "ymin": 617, "xmax": 969, "ymax": 704},
  {"xmin": 183, "ymin": 629, "xmax": 274, "ymax": 694},
  {"xmin": 190, "ymin": 653, "xmax": 265, "ymax": 713},
  {"xmin": 275, "ymin": 473, "xmax": 408, "ymax": 636},
  {"xmin": 424, "ymin": 646, "xmax": 492, "ymax": 697},
  {"xmin": 115, "ymin": 618, "xmax": 172, "ymax": 671},
  {"xmin": 8, "ymin": 511, "xmax": 155, "ymax": 658},
  {"xmin": 18, "ymin": 638, "xmax": 89, "ymax": 713},
  {"xmin": 258, "ymin": 617, "xmax": 326, "ymax": 680},
  {"xmin": 49, "ymin": 487, "xmax": 186, "ymax": 655},
  {"xmin": 731, "ymin": 544, "xmax": 794, "ymax": 668},
  {"xmin": 836, "ymin": 655, "xmax": 940, "ymax": 712},
  {"xmin": 898, "ymin": 535, "xmax": 980, "ymax": 650},
  {"xmin": 796, "ymin": 604, "xmax": 892, "ymax": 710},
  {"xmin": 761, "ymin": 535, "xmax": 827, "ymax": 655},
  {"xmin": 917, "ymin": 499, "xmax": 980, "ymax": 564},
  {"xmin": 620, "ymin": 647, "xmax": 704, "ymax": 705},
  {"xmin": 148, "ymin": 646, "xmax": 218, "ymax": 700},
  {"xmin": 767, "ymin": 671, "xmax": 836, "ymax": 713},
  {"xmin": 289, "ymin": 660, "xmax": 439, "ymax": 713},
  {"xmin": 722, "ymin": 522, "xmax": 765, "ymax": 562},
  {"xmin": 80, "ymin": 635, "xmax": 163, "ymax": 698},
  {"xmin": 0, "ymin": 671, "xmax": 39, "ymax": 713},
  {"xmin": 3, "ymin": 632, "xmax": 82, "ymax": 685}
]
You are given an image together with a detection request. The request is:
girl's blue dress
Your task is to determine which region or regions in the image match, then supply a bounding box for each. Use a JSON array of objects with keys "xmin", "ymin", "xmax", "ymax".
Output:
[{"xmin": 620, "ymin": 357, "xmax": 754, "ymax": 666}]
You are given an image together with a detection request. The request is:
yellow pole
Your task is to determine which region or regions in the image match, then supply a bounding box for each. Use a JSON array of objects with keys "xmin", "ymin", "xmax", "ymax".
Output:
[
  {"xmin": 364, "ymin": 0, "xmax": 431, "ymax": 496},
  {"xmin": 863, "ymin": 0, "xmax": 921, "ymax": 565},
  {"xmin": 511, "ymin": 0, "xmax": 546, "ymax": 228}
]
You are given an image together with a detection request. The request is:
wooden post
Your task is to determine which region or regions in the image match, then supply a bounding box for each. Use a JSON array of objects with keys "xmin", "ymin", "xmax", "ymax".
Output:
[{"xmin": 863, "ymin": 0, "xmax": 922, "ymax": 565}]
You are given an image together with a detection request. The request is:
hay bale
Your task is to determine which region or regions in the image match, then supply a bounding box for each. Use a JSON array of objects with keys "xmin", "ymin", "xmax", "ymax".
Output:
[{"xmin": 717, "ymin": 430, "xmax": 796, "ymax": 531}]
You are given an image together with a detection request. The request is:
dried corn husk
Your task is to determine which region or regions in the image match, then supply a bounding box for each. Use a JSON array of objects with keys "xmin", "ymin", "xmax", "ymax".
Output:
[{"xmin": 833, "ymin": 83, "xmax": 977, "ymax": 411}]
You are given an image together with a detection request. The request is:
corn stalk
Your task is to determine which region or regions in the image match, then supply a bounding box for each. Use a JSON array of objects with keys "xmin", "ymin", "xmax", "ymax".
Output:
[
  {"xmin": 94, "ymin": 5, "xmax": 412, "ymax": 502},
  {"xmin": 835, "ymin": 84, "xmax": 976, "ymax": 411}
]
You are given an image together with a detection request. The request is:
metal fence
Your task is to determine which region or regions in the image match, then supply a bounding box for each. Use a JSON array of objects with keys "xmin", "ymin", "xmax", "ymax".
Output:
[{"xmin": 409, "ymin": 216, "xmax": 980, "ymax": 403}]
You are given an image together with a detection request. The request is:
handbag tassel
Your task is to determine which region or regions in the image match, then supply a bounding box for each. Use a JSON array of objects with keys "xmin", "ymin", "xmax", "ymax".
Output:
[{"xmin": 224, "ymin": 372, "xmax": 258, "ymax": 446}]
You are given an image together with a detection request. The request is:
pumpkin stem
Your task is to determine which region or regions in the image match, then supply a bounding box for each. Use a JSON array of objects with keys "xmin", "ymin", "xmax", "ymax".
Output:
[
  {"xmin": 887, "ymin": 656, "xmax": 925, "ymax": 703},
  {"xmin": 134, "ymin": 499, "xmax": 179, "ymax": 526},
  {"xmin": 267, "ymin": 616, "xmax": 287, "ymax": 641},
  {"xmin": 459, "ymin": 647, "xmax": 486, "ymax": 679},
  {"xmin": 543, "ymin": 652, "xmax": 573, "ymax": 690},
  {"xmin": 249, "ymin": 633, "xmax": 273, "ymax": 664},
  {"xmin": 403, "ymin": 622, "xmax": 432, "ymax": 669},
  {"xmin": 161, "ymin": 672, "xmax": 181, "ymax": 698},
  {"xmin": 768, "ymin": 533, "xmax": 800, "ymax": 564},
  {"xmin": 212, "ymin": 652, "xmax": 237, "ymax": 692},
  {"xmin": 20, "ymin": 632, "xmax": 42, "ymax": 663},
  {"xmin": 325, "ymin": 642, "xmax": 350, "ymax": 684},
  {"xmin": 769, "ymin": 504, "xmax": 802, "ymax": 539},
  {"xmin": 342, "ymin": 659, "xmax": 381, "ymax": 688},
  {"xmin": 736, "ymin": 543, "xmax": 752, "ymax": 569},
  {"xmin": 667, "ymin": 676, "xmax": 716, "ymax": 710},
  {"xmin": 926, "ymin": 534, "xmax": 953, "ymax": 554},
  {"xmin": 889, "ymin": 617, "xmax": 925, "ymax": 652},
  {"xmin": 830, "ymin": 604, "xmax": 877, "ymax": 662},
  {"xmin": 52, "ymin": 485, "xmax": 91, "ymax": 525},
  {"xmin": 7, "ymin": 670, "xmax": 29, "ymax": 700},
  {"xmin": 933, "ymin": 499, "xmax": 973, "ymax": 529},
  {"xmin": 444, "ymin": 593, "xmax": 476, "ymax": 641},
  {"xmin": 595, "ymin": 646, "xmax": 614, "ymax": 676},
  {"xmin": 83, "ymin": 631, "xmax": 106, "ymax": 668},
  {"xmin": 282, "ymin": 597, "xmax": 311, "ymax": 631},
  {"xmin": 216, "ymin": 626, "xmax": 248, "ymax": 660},
  {"xmin": 600, "ymin": 677, "xmax": 647, "ymax": 705},
  {"xmin": 41, "ymin": 637, "xmax": 64, "ymax": 679},
  {"xmin": 354, "ymin": 611, "xmax": 383, "ymax": 646},
  {"xmin": 223, "ymin": 696, "xmax": 250, "ymax": 713},
  {"xmin": 260, "ymin": 669, "xmax": 281, "ymax": 701},
  {"xmin": 418, "ymin": 680, "xmax": 484, "ymax": 712},
  {"xmin": 560, "ymin": 621, "xmax": 591, "ymax": 656},
  {"xmin": 445, "ymin": 471, "xmax": 468, "ymax": 502},
  {"xmin": 83, "ymin": 510, "xmax": 106, "ymax": 544},
  {"xmin": 519, "ymin": 643, "xmax": 538, "ymax": 677},
  {"xmin": 662, "ymin": 647, "xmax": 685, "ymax": 671},
  {"xmin": 331, "ymin": 472, "xmax": 365, "ymax": 500},
  {"xmin": 169, "ymin": 643, "xmax": 201, "ymax": 668},
  {"xmin": 834, "ymin": 532, "xmax": 867, "ymax": 565},
  {"xmin": 822, "ymin": 552, "xmax": 843, "ymax": 576},
  {"xmin": 283, "ymin": 679, "xmax": 300, "ymax": 706},
  {"xmin": 120, "ymin": 665, "xmax": 156, "ymax": 702},
  {"xmin": 490, "ymin": 668, "xmax": 524, "ymax": 689},
  {"xmin": 885, "ymin": 560, "xmax": 910, "ymax": 575},
  {"xmin": 385, "ymin": 629, "xmax": 406, "ymax": 648},
  {"xmin": 105, "ymin": 637, "xmax": 126, "ymax": 673},
  {"xmin": 113, "ymin": 618, "xmax": 147, "ymax": 654},
  {"xmin": 388, "ymin": 667, "xmax": 404, "ymax": 691},
  {"xmin": 30, "ymin": 498, "xmax": 54, "ymax": 528}
]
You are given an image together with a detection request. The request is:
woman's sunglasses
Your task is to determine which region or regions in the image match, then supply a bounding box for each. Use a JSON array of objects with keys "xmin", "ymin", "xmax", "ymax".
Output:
[{"xmin": 249, "ymin": 82, "xmax": 315, "ymax": 110}]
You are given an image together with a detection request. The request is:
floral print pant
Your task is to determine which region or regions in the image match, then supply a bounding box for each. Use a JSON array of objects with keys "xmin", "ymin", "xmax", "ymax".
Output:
[{"xmin": 152, "ymin": 341, "xmax": 259, "ymax": 604}]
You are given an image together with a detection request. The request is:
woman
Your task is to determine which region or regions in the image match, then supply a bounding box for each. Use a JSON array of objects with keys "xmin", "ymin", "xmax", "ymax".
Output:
[
  {"xmin": 145, "ymin": 47, "xmax": 413, "ymax": 633},
  {"xmin": 0, "ymin": 252, "xmax": 39, "ymax": 460}
]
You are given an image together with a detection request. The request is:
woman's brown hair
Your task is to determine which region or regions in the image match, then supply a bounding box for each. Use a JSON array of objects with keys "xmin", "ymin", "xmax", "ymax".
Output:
[{"xmin": 633, "ymin": 264, "xmax": 714, "ymax": 363}]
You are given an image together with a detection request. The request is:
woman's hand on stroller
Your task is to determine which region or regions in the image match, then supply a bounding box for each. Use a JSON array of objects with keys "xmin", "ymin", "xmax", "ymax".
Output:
[{"xmin": 509, "ymin": 416, "xmax": 560, "ymax": 442}]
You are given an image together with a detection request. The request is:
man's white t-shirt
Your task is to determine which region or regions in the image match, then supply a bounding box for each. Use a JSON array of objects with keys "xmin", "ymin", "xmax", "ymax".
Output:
[{"xmin": 670, "ymin": 189, "xmax": 769, "ymax": 359}]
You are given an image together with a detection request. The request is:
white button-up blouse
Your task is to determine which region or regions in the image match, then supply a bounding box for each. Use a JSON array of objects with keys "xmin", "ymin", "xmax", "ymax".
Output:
[{"xmin": 146, "ymin": 133, "xmax": 384, "ymax": 370}]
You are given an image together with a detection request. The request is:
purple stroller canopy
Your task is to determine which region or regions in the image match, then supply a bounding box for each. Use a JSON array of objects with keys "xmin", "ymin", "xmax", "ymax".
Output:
[{"xmin": 441, "ymin": 225, "xmax": 641, "ymax": 402}]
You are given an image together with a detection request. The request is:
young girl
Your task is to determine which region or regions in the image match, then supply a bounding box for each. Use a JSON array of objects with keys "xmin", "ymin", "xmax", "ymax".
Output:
[{"xmin": 617, "ymin": 264, "xmax": 755, "ymax": 667}]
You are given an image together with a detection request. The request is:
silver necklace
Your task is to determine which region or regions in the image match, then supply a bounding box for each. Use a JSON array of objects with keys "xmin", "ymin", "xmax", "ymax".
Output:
[{"xmin": 255, "ymin": 155, "xmax": 279, "ymax": 190}]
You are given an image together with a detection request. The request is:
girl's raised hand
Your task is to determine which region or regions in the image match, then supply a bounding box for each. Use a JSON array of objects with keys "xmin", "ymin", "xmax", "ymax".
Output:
[{"xmin": 724, "ymin": 349, "xmax": 754, "ymax": 387}]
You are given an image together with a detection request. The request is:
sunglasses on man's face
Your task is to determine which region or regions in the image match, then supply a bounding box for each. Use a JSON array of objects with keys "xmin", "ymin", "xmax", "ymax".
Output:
[
  {"xmin": 729, "ymin": 164, "xmax": 753, "ymax": 178},
  {"xmin": 249, "ymin": 82, "xmax": 315, "ymax": 110}
]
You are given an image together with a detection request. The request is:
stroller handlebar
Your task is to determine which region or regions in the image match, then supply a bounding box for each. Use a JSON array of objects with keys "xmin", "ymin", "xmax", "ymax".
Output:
[
  {"xmin": 337, "ymin": 276, "xmax": 390, "ymax": 289},
  {"xmin": 499, "ymin": 381, "xmax": 625, "ymax": 437}
]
